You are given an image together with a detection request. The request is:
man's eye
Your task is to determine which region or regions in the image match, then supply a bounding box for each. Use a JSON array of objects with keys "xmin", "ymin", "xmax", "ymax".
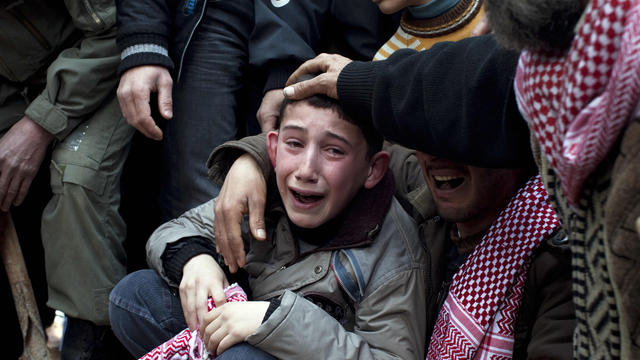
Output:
[{"xmin": 327, "ymin": 148, "xmax": 344, "ymax": 156}]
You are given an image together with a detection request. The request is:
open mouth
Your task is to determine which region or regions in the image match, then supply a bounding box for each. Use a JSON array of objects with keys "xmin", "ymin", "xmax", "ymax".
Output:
[
  {"xmin": 433, "ymin": 175, "xmax": 465, "ymax": 190},
  {"xmin": 291, "ymin": 189, "xmax": 324, "ymax": 204}
]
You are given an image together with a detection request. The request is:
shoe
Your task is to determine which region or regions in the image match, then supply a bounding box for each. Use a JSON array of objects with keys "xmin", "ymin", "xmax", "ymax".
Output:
[{"xmin": 61, "ymin": 317, "xmax": 132, "ymax": 359}]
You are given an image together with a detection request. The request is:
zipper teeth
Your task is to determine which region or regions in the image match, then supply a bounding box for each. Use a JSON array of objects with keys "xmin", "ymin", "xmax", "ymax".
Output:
[
  {"xmin": 6, "ymin": 8, "xmax": 52, "ymax": 50},
  {"xmin": 177, "ymin": 0, "xmax": 207, "ymax": 82},
  {"xmin": 82, "ymin": 0, "xmax": 103, "ymax": 27}
]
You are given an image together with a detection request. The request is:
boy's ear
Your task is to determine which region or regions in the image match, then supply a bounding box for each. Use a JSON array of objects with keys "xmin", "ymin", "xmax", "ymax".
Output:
[
  {"xmin": 363, "ymin": 151, "xmax": 390, "ymax": 189},
  {"xmin": 266, "ymin": 131, "xmax": 279, "ymax": 168}
]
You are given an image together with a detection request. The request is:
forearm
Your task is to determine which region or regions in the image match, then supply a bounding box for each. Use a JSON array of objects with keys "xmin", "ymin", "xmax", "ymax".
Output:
[
  {"xmin": 207, "ymin": 134, "xmax": 271, "ymax": 186},
  {"xmin": 147, "ymin": 199, "xmax": 217, "ymax": 285},
  {"xmin": 337, "ymin": 35, "xmax": 531, "ymax": 169}
]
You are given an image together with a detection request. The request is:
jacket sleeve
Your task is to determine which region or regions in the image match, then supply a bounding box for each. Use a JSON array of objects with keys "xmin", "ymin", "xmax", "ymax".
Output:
[
  {"xmin": 23, "ymin": 0, "xmax": 120, "ymax": 140},
  {"xmin": 207, "ymin": 133, "xmax": 271, "ymax": 186},
  {"xmin": 518, "ymin": 238, "xmax": 575, "ymax": 359},
  {"xmin": 147, "ymin": 199, "xmax": 217, "ymax": 287},
  {"xmin": 251, "ymin": 0, "xmax": 397, "ymax": 93},
  {"xmin": 246, "ymin": 269, "xmax": 427, "ymax": 359},
  {"xmin": 115, "ymin": 0, "xmax": 174, "ymax": 75},
  {"xmin": 385, "ymin": 143, "xmax": 426, "ymax": 198},
  {"xmin": 337, "ymin": 34, "xmax": 533, "ymax": 169},
  {"xmin": 250, "ymin": 0, "xmax": 330, "ymax": 93}
]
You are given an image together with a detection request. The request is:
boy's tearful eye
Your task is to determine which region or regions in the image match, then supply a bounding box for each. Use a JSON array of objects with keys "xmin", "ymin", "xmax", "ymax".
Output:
[{"xmin": 326, "ymin": 147, "xmax": 345, "ymax": 157}]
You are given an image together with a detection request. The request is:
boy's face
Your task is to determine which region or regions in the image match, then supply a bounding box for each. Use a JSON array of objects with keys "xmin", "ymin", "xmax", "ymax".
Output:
[
  {"xmin": 372, "ymin": 0, "xmax": 430, "ymax": 14},
  {"xmin": 267, "ymin": 102, "xmax": 384, "ymax": 229}
]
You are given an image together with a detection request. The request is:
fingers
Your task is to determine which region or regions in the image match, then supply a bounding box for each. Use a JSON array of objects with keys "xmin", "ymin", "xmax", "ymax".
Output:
[
  {"xmin": 117, "ymin": 67, "xmax": 167, "ymax": 140},
  {"xmin": 180, "ymin": 283, "xmax": 198, "ymax": 331},
  {"xmin": 256, "ymin": 89, "xmax": 284, "ymax": 132},
  {"xmin": 0, "ymin": 174, "xmax": 20, "ymax": 212},
  {"xmin": 157, "ymin": 75, "xmax": 174, "ymax": 120},
  {"xmin": 203, "ymin": 310, "xmax": 239, "ymax": 356},
  {"xmin": 216, "ymin": 332, "xmax": 241, "ymax": 355},
  {"xmin": 132, "ymin": 90, "xmax": 163, "ymax": 140},
  {"xmin": 286, "ymin": 54, "xmax": 332, "ymax": 87},
  {"xmin": 258, "ymin": 114, "xmax": 278, "ymax": 133},
  {"xmin": 222, "ymin": 208, "xmax": 245, "ymax": 273},
  {"xmin": 12, "ymin": 173, "xmax": 33, "ymax": 207},
  {"xmin": 203, "ymin": 310, "xmax": 223, "ymax": 353},
  {"xmin": 284, "ymin": 72, "xmax": 337, "ymax": 100},
  {"xmin": 195, "ymin": 285, "xmax": 211, "ymax": 331},
  {"xmin": 248, "ymin": 189, "xmax": 267, "ymax": 242},
  {"xmin": 213, "ymin": 193, "xmax": 245, "ymax": 273},
  {"xmin": 210, "ymin": 282, "xmax": 227, "ymax": 309}
]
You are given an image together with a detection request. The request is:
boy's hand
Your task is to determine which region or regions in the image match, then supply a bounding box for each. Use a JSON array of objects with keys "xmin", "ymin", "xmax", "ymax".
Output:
[
  {"xmin": 214, "ymin": 154, "xmax": 267, "ymax": 273},
  {"xmin": 180, "ymin": 254, "xmax": 229, "ymax": 331},
  {"xmin": 201, "ymin": 301, "xmax": 270, "ymax": 356}
]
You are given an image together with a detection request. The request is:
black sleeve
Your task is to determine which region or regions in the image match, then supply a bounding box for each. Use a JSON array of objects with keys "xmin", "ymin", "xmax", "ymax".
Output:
[
  {"xmin": 337, "ymin": 34, "xmax": 534, "ymax": 169},
  {"xmin": 161, "ymin": 236, "xmax": 219, "ymax": 284},
  {"xmin": 116, "ymin": 0, "xmax": 175, "ymax": 75},
  {"xmin": 250, "ymin": 0, "xmax": 398, "ymax": 93}
]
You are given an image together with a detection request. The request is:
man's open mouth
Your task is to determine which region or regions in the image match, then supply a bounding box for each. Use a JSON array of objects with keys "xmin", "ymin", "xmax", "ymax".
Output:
[
  {"xmin": 433, "ymin": 175, "xmax": 465, "ymax": 190},
  {"xmin": 292, "ymin": 189, "xmax": 324, "ymax": 204}
]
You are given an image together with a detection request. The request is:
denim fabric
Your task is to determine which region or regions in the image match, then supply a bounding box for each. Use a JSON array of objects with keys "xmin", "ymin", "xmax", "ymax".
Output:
[
  {"xmin": 109, "ymin": 270, "xmax": 186, "ymax": 357},
  {"xmin": 217, "ymin": 343, "xmax": 276, "ymax": 360},
  {"xmin": 109, "ymin": 270, "xmax": 274, "ymax": 359},
  {"xmin": 159, "ymin": 0, "xmax": 253, "ymax": 221}
]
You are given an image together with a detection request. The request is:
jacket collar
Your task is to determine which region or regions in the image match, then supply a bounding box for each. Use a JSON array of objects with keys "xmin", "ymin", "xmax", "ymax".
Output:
[{"xmin": 265, "ymin": 171, "xmax": 395, "ymax": 256}]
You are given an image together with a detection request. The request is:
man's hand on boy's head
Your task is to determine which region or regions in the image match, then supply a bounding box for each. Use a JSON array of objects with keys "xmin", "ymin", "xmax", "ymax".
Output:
[
  {"xmin": 214, "ymin": 154, "xmax": 267, "ymax": 273},
  {"xmin": 257, "ymin": 89, "xmax": 284, "ymax": 132},
  {"xmin": 201, "ymin": 301, "xmax": 269, "ymax": 356},
  {"xmin": 283, "ymin": 53, "xmax": 352, "ymax": 100},
  {"xmin": 180, "ymin": 254, "xmax": 229, "ymax": 332}
]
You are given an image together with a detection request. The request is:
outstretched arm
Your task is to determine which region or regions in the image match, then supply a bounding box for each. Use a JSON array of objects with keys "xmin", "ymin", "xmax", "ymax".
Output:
[{"xmin": 285, "ymin": 35, "xmax": 532, "ymax": 169}]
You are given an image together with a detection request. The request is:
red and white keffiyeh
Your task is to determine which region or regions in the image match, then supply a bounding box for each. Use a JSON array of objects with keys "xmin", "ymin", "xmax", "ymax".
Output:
[
  {"xmin": 427, "ymin": 176, "xmax": 560, "ymax": 359},
  {"xmin": 515, "ymin": 0, "xmax": 640, "ymax": 206},
  {"xmin": 140, "ymin": 284, "xmax": 248, "ymax": 360}
]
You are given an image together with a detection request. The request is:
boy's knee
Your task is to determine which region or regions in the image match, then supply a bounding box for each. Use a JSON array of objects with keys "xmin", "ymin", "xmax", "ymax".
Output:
[{"xmin": 110, "ymin": 270, "xmax": 160, "ymax": 306}]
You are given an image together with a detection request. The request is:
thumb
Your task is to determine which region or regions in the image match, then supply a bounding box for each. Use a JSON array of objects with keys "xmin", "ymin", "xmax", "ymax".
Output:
[
  {"xmin": 157, "ymin": 77, "xmax": 173, "ymax": 119},
  {"xmin": 283, "ymin": 76, "xmax": 317, "ymax": 100},
  {"xmin": 210, "ymin": 285, "xmax": 227, "ymax": 309}
]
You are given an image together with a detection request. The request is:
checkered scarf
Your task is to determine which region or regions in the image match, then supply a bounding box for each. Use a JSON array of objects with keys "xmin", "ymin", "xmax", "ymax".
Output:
[
  {"xmin": 514, "ymin": 0, "xmax": 640, "ymax": 206},
  {"xmin": 427, "ymin": 176, "xmax": 560, "ymax": 359},
  {"xmin": 140, "ymin": 284, "xmax": 248, "ymax": 360}
]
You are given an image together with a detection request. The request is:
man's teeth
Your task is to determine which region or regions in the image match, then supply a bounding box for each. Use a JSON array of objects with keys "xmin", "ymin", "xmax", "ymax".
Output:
[
  {"xmin": 434, "ymin": 175, "xmax": 458, "ymax": 181},
  {"xmin": 433, "ymin": 175, "xmax": 464, "ymax": 189}
]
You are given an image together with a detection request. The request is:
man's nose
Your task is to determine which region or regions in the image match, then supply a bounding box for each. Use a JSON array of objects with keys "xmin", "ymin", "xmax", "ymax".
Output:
[{"xmin": 295, "ymin": 149, "xmax": 319, "ymax": 182}]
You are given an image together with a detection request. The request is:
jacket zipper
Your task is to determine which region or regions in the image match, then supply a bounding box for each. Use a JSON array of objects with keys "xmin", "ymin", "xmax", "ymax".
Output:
[
  {"xmin": 177, "ymin": 0, "xmax": 207, "ymax": 82},
  {"xmin": 6, "ymin": 8, "xmax": 52, "ymax": 50},
  {"xmin": 81, "ymin": 0, "xmax": 104, "ymax": 27}
]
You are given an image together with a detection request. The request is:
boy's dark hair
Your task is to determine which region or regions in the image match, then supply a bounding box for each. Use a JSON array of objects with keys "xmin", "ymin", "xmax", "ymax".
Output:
[{"xmin": 277, "ymin": 82, "xmax": 383, "ymax": 159}]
